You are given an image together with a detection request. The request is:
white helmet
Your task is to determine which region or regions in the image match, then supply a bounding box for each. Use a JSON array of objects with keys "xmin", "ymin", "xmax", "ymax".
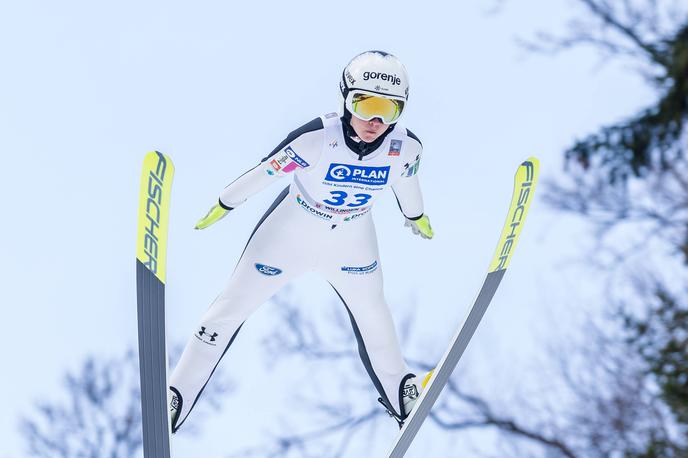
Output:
[{"xmin": 340, "ymin": 51, "xmax": 409, "ymax": 124}]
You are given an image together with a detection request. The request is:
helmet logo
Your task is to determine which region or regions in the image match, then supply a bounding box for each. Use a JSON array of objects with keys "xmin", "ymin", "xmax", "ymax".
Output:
[
  {"xmin": 362, "ymin": 71, "xmax": 401, "ymax": 85},
  {"xmin": 345, "ymin": 70, "xmax": 356, "ymax": 86}
]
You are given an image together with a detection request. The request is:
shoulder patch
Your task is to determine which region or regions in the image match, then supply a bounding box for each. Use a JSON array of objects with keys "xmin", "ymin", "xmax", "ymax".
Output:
[
  {"xmin": 406, "ymin": 129, "xmax": 422, "ymax": 147},
  {"xmin": 262, "ymin": 117, "xmax": 324, "ymax": 162},
  {"xmin": 403, "ymin": 153, "xmax": 421, "ymax": 177},
  {"xmin": 387, "ymin": 139, "xmax": 403, "ymax": 156}
]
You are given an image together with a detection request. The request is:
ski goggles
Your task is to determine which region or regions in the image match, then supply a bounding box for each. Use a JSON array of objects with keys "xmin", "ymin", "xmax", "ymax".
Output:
[{"xmin": 345, "ymin": 90, "xmax": 405, "ymax": 124}]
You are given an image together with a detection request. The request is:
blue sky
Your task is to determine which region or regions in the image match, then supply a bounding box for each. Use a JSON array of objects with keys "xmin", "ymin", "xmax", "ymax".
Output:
[{"xmin": 0, "ymin": 1, "xmax": 656, "ymax": 456}]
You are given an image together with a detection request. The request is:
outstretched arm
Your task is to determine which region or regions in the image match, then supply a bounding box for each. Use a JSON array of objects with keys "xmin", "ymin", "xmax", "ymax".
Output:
[
  {"xmin": 392, "ymin": 172, "xmax": 424, "ymax": 220},
  {"xmin": 196, "ymin": 117, "xmax": 325, "ymax": 229},
  {"xmin": 217, "ymin": 163, "xmax": 277, "ymax": 210},
  {"xmin": 393, "ymin": 173, "xmax": 434, "ymax": 240},
  {"xmin": 392, "ymin": 135, "xmax": 433, "ymax": 239},
  {"xmin": 194, "ymin": 163, "xmax": 274, "ymax": 230}
]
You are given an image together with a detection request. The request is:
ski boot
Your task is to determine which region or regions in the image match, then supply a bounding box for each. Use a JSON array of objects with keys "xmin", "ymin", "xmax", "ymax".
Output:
[
  {"xmin": 379, "ymin": 371, "xmax": 433, "ymax": 428},
  {"xmin": 169, "ymin": 387, "xmax": 181, "ymax": 433}
]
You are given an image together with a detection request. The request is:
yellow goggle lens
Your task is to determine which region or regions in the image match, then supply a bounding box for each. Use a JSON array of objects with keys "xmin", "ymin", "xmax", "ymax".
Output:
[{"xmin": 351, "ymin": 93, "xmax": 404, "ymax": 124}]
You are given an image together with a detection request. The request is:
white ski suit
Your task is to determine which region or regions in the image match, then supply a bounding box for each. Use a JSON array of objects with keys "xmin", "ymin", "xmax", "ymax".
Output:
[{"xmin": 169, "ymin": 113, "xmax": 425, "ymax": 430}]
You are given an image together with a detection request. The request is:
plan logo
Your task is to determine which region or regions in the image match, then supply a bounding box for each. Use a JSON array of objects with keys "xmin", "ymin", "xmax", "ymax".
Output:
[
  {"xmin": 255, "ymin": 263, "xmax": 283, "ymax": 276},
  {"xmin": 196, "ymin": 326, "xmax": 219, "ymax": 346},
  {"xmin": 325, "ymin": 164, "xmax": 390, "ymax": 185}
]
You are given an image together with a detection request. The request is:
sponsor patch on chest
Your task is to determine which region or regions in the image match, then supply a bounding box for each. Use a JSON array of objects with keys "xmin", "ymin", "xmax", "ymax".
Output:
[{"xmin": 325, "ymin": 164, "xmax": 390, "ymax": 185}]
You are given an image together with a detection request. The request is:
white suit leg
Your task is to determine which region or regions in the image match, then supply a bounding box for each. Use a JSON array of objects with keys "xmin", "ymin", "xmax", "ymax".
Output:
[
  {"xmin": 320, "ymin": 216, "xmax": 410, "ymax": 417},
  {"xmin": 170, "ymin": 188, "xmax": 314, "ymax": 429}
]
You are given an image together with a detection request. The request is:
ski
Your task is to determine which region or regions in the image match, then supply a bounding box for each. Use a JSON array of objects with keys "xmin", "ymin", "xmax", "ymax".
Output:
[
  {"xmin": 136, "ymin": 151, "xmax": 175, "ymax": 458},
  {"xmin": 387, "ymin": 157, "xmax": 540, "ymax": 458}
]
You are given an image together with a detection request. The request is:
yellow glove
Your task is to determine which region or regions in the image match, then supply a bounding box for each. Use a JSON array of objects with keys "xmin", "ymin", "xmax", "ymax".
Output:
[
  {"xmin": 195, "ymin": 203, "xmax": 229, "ymax": 230},
  {"xmin": 404, "ymin": 214, "xmax": 434, "ymax": 239}
]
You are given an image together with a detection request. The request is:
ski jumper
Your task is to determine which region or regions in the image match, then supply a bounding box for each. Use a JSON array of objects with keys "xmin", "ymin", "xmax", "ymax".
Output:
[{"xmin": 169, "ymin": 113, "xmax": 425, "ymax": 430}]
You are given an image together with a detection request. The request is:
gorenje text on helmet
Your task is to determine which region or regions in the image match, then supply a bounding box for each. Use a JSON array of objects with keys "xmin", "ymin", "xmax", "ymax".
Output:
[{"xmin": 362, "ymin": 71, "xmax": 401, "ymax": 85}]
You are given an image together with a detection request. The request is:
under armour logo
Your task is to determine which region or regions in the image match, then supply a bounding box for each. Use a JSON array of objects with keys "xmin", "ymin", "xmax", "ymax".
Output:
[
  {"xmin": 196, "ymin": 326, "xmax": 219, "ymax": 345},
  {"xmin": 198, "ymin": 327, "xmax": 218, "ymax": 341}
]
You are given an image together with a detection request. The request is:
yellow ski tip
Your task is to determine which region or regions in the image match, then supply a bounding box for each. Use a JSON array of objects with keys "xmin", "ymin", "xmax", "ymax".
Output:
[
  {"xmin": 488, "ymin": 157, "xmax": 539, "ymax": 272},
  {"xmin": 136, "ymin": 151, "xmax": 175, "ymax": 283},
  {"xmin": 422, "ymin": 370, "xmax": 434, "ymax": 389}
]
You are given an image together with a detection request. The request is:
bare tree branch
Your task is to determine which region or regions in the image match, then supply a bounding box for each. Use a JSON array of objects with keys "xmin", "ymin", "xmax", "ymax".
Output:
[{"xmin": 20, "ymin": 346, "xmax": 233, "ymax": 457}]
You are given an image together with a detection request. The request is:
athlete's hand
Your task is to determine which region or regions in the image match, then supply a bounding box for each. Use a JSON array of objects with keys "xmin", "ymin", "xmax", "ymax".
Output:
[
  {"xmin": 405, "ymin": 215, "xmax": 434, "ymax": 239},
  {"xmin": 195, "ymin": 203, "xmax": 229, "ymax": 230}
]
